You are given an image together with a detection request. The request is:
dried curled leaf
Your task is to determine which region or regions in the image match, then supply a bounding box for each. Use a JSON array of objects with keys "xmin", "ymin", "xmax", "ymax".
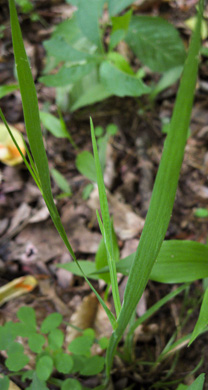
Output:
[
  {"xmin": 0, "ymin": 123, "xmax": 25, "ymax": 166},
  {"xmin": 0, "ymin": 275, "xmax": 38, "ymax": 306}
]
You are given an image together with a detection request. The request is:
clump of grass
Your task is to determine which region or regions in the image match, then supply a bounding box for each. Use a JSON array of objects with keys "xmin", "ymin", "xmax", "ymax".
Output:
[{"xmin": 0, "ymin": 1, "xmax": 206, "ymax": 389}]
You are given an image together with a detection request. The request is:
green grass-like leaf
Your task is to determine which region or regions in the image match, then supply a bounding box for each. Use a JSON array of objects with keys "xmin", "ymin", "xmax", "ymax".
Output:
[
  {"xmin": 90, "ymin": 118, "xmax": 121, "ymax": 317},
  {"xmin": 7, "ymin": 0, "xmax": 117, "ymax": 332},
  {"xmin": 106, "ymin": 0, "xmax": 204, "ymax": 376},
  {"xmin": 189, "ymin": 287, "xmax": 208, "ymax": 346}
]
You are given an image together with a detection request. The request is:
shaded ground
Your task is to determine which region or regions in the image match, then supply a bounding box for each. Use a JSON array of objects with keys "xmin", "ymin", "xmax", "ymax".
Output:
[{"xmin": 0, "ymin": 1, "xmax": 208, "ymax": 389}]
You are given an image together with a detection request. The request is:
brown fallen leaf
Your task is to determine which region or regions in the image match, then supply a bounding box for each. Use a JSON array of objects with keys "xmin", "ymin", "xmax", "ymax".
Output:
[
  {"xmin": 0, "ymin": 275, "xmax": 38, "ymax": 306},
  {"xmin": 88, "ymin": 187, "xmax": 144, "ymax": 240},
  {"xmin": 66, "ymin": 292, "xmax": 113, "ymax": 356},
  {"xmin": 66, "ymin": 293, "xmax": 99, "ymax": 345}
]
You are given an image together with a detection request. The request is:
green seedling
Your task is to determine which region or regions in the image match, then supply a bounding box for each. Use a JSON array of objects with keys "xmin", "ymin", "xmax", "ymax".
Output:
[
  {"xmin": 39, "ymin": 110, "xmax": 77, "ymax": 149},
  {"xmin": 0, "ymin": 0, "xmax": 206, "ymax": 389},
  {"xmin": 15, "ymin": 0, "xmax": 40, "ymax": 22},
  {"xmin": 51, "ymin": 168, "xmax": 72, "ymax": 199},
  {"xmin": 39, "ymin": 1, "xmax": 186, "ymax": 111},
  {"xmin": 0, "ymin": 25, "xmax": 6, "ymax": 39},
  {"xmin": 76, "ymin": 123, "xmax": 118, "ymax": 199},
  {"xmin": 0, "ymin": 84, "xmax": 19, "ymax": 99},
  {"xmin": 194, "ymin": 208, "xmax": 208, "ymax": 218},
  {"xmin": 0, "ymin": 307, "xmax": 106, "ymax": 389}
]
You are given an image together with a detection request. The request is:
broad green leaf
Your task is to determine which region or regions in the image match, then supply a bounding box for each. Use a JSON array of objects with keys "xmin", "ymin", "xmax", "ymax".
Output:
[
  {"xmin": 17, "ymin": 306, "xmax": 36, "ymax": 330},
  {"xmin": 70, "ymin": 355, "xmax": 86, "ymax": 374},
  {"xmin": 75, "ymin": 0, "xmax": 104, "ymax": 51},
  {"xmin": 0, "ymin": 322, "xmax": 18, "ymax": 350},
  {"xmin": 98, "ymin": 337, "xmax": 109, "ymax": 349},
  {"xmin": 65, "ymin": 0, "xmax": 79, "ymax": 5},
  {"xmin": 79, "ymin": 356, "xmax": 105, "ymax": 376},
  {"xmin": 111, "ymin": 9, "xmax": 132, "ymax": 33},
  {"xmin": 36, "ymin": 356, "xmax": 53, "ymax": 381},
  {"xmin": 107, "ymin": 52, "xmax": 135, "ymax": 75},
  {"xmin": 125, "ymin": 16, "xmax": 186, "ymax": 72},
  {"xmin": 99, "ymin": 240, "xmax": 208, "ymax": 283},
  {"xmin": 48, "ymin": 329, "xmax": 64, "ymax": 350},
  {"xmin": 40, "ymin": 313, "xmax": 62, "ymax": 334},
  {"xmin": 177, "ymin": 385, "xmax": 188, "ymax": 390},
  {"xmin": 57, "ymin": 260, "xmax": 98, "ymax": 278},
  {"xmin": 68, "ymin": 334, "xmax": 93, "ymax": 357},
  {"xmin": 0, "ymin": 84, "xmax": 19, "ymax": 99},
  {"xmin": 40, "ymin": 63, "xmax": 94, "ymax": 87},
  {"xmin": 177, "ymin": 374, "xmax": 205, "ymax": 390},
  {"xmin": 76, "ymin": 151, "xmax": 97, "ymax": 182},
  {"xmin": 53, "ymin": 14, "xmax": 97, "ymax": 52},
  {"xmin": 26, "ymin": 372, "xmax": 48, "ymax": 390},
  {"xmin": 106, "ymin": 0, "xmax": 204, "ymax": 376},
  {"xmin": 183, "ymin": 374, "xmax": 205, "ymax": 390},
  {"xmin": 61, "ymin": 378, "xmax": 82, "ymax": 390},
  {"xmin": 110, "ymin": 9, "xmax": 132, "ymax": 49},
  {"xmin": 108, "ymin": 0, "xmax": 133, "ymax": 16},
  {"xmin": 109, "ymin": 30, "xmax": 125, "ymax": 50},
  {"xmin": 28, "ymin": 333, "xmax": 45, "ymax": 353},
  {"xmin": 189, "ymin": 288, "xmax": 208, "ymax": 345},
  {"xmin": 0, "ymin": 376, "xmax": 9, "ymax": 390},
  {"xmin": 151, "ymin": 66, "xmax": 183, "ymax": 99},
  {"xmin": 51, "ymin": 169, "xmax": 72, "ymax": 196},
  {"xmin": 21, "ymin": 370, "xmax": 34, "ymax": 381},
  {"xmin": 150, "ymin": 241, "xmax": 208, "ymax": 283},
  {"xmin": 39, "ymin": 111, "xmax": 69, "ymax": 139},
  {"xmin": 100, "ymin": 60, "xmax": 150, "ymax": 97},
  {"xmin": 6, "ymin": 342, "xmax": 29, "ymax": 371},
  {"xmin": 54, "ymin": 352, "xmax": 73, "ymax": 374},
  {"xmin": 58, "ymin": 241, "xmax": 208, "ymax": 284},
  {"xmin": 11, "ymin": 322, "xmax": 36, "ymax": 338},
  {"xmin": 71, "ymin": 83, "xmax": 111, "ymax": 111},
  {"xmin": 43, "ymin": 37, "xmax": 92, "ymax": 64}
]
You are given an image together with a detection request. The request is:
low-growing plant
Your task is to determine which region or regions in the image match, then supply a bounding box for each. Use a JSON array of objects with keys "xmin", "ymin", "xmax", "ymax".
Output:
[
  {"xmin": 39, "ymin": 0, "xmax": 186, "ymax": 111},
  {"xmin": 0, "ymin": 306, "xmax": 107, "ymax": 389},
  {"xmin": 15, "ymin": 0, "xmax": 40, "ymax": 22},
  {"xmin": 0, "ymin": 0, "xmax": 208, "ymax": 389}
]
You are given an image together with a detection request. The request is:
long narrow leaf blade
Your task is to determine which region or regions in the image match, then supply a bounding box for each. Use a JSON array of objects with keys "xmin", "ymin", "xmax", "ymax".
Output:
[
  {"xmin": 91, "ymin": 119, "xmax": 121, "ymax": 317},
  {"xmin": 189, "ymin": 287, "xmax": 208, "ymax": 346},
  {"xmin": 106, "ymin": 0, "xmax": 204, "ymax": 375},
  {"xmin": 8, "ymin": 0, "xmax": 117, "ymax": 331}
]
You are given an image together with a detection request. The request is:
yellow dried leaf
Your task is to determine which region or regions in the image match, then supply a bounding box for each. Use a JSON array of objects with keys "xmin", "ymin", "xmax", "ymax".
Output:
[
  {"xmin": 9, "ymin": 380, "xmax": 22, "ymax": 390},
  {"xmin": 185, "ymin": 16, "xmax": 208, "ymax": 40},
  {"xmin": 0, "ymin": 275, "xmax": 38, "ymax": 306},
  {"xmin": 0, "ymin": 123, "xmax": 25, "ymax": 166}
]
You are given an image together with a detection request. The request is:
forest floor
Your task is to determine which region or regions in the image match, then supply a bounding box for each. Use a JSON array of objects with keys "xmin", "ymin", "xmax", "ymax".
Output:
[{"xmin": 0, "ymin": 1, "xmax": 208, "ymax": 389}]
